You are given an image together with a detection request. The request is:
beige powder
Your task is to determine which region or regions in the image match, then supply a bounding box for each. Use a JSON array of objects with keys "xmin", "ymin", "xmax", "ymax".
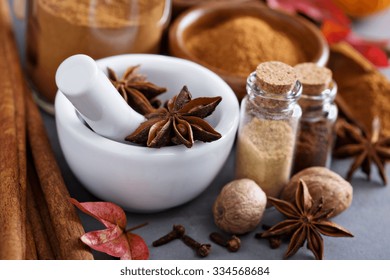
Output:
[{"xmin": 235, "ymin": 117, "xmax": 296, "ymax": 200}]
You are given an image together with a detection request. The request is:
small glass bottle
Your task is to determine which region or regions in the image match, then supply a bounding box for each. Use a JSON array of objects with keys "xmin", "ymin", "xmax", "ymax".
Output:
[
  {"xmin": 235, "ymin": 61, "xmax": 302, "ymax": 200},
  {"xmin": 291, "ymin": 63, "xmax": 338, "ymax": 175}
]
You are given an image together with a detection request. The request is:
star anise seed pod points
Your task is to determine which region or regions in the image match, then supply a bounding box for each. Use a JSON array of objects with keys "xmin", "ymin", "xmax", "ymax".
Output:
[
  {"xmin": 261, "ymin": 179, "xmax": 353, "ymax": 260},
  {"xmin": 107, "ymin": 66, "xmax": 166, "ymax": 115},
  {"xmin": 334, "ymin": 117, "xmax": 390, "ymax": 185},
  {"xmin": 126, "ymin": 86, "xmax": 222, "ymax": 148}
]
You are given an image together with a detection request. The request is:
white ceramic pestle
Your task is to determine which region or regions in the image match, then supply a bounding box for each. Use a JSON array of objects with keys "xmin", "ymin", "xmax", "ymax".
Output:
[{"xmin": 55, "ymin": 54, "xmax": 145, "ymax": 142}]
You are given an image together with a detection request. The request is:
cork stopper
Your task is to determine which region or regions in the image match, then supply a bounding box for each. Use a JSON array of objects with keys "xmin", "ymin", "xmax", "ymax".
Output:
[
  {"xmin": 255, "ymin": 61, "xmax": 297, "ymax": 94},
  {"xmin": 294, "ymin": 63, "xmax": 332, "ymax": 95}
]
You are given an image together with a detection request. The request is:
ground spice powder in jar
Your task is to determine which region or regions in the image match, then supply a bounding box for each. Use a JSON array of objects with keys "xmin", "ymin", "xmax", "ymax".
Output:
[
  {"xmin": 292, "ymin": 119, "xmax": 335, "ymax": 174},
  {"xmin": 291, "ymin": 63, "xmax": 337, "ymax": 175},
  {"xmin": 185, "ymin": 16, "xmax": 305, "ymax": 77},
  {"xmin": 26, "ymin": 0, "xmax": 167, "ymax": 104},
  {"xmin": 236, "ymin": 118, "xmax": 295, "ymax": 199},
  {"xmin": 236, "ymin": 62, "xmax": 301, "ymax": 200}
]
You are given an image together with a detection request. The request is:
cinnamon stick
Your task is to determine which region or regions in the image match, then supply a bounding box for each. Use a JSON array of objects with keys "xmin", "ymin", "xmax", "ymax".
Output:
[
  {"xmin": 25, "ymin": 218, "xmax": 38, "ymax": 260},
  {"xmin": 1, "ymin": 0, "xmax": 28, "ymax": 259},
  {"xmin": 0, "ymin": 1, "xmax": 24, "ymax": 260},
  {"xmin": 27, "ymin": 184, "xmax": 55, "ymax": 260},
  {"xmin": 26, "ymin": 92, "xmax": 93, "ymax": 260},
  {"xmin": 27, "ymin": 158, "xmax": 56, "ymax": 260}
]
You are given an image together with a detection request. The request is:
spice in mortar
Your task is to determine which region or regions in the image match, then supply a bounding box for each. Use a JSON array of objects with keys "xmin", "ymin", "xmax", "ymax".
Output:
[
  {"xmin": 291, "ymin": 63, "xmax": 337, "ymax": 175},
  {"xmin": 107, "ymin": 65, "xmax": 167, "ymax": 115},
  {"xmin": 185, "ymin": 16, "xmax": 305, "ymax": 77},
  {"xmin": 26, "ymin": 0, "xmax": 168, "ymax": 104},
  {"xmin": 235, "ymin": 62, "xmax": 301, "ymax": 200},
  {"xmin": 126, "ymin": 86, "xmax": 222, "ymax": 148}
]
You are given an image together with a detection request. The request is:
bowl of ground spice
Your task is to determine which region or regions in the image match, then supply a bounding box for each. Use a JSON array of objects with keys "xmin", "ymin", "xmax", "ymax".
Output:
[
  {"xmin": 172, "ymin": 0, "xmax": 253, "ymax": 17},
  {"xmin": 169, "ymin": 2, "xmax": 329, "ymax": 100}
]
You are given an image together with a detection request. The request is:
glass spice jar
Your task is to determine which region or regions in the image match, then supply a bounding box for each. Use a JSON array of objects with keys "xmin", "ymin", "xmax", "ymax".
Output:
[
  {"xmin": 22, "ymin": 0, "xmax": 172, "ymax": 114},
  {"xmin": 235, "ymin": 61, "xmax": 302, "ymax": 200},
  {"xmin": 291, "ymin": 63, "xmax": 338, "ymax": 175}
]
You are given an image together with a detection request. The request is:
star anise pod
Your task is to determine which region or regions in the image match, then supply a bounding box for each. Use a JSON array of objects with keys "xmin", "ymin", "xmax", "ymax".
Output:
[
  {"xmin": 126, "ymin": 86, "xmax": 222, "ymax": 148},
  {"xmin": 107, "ymin": 65, "xmax": 167, "ymax": 115},
  {"xmin": 334, "ymin": 117, "xmax": 390, "ymax": 185},
  {"xmin": 260, "ymin": 179, "xmax": 353, "ymax": 260}
]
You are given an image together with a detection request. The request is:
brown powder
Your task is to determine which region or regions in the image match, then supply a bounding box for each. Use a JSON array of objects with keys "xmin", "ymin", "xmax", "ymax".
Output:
[
  {"xmin": 185, "ymin": 16, "xmax": 305, "ymax": 77},
  {"xmin": 328, "ymin": 42, "xmax": 390, "ymax": 137},
  {"xmin": 291, "ymin": 63, "xmax": 335, "ymax": 174},
  {"xmin": 26, "ymin": 0, "xmax": 167, "ymax": 104},
  {"xmin": 235, "ymin": 117, "xmax": 296, "ymax": 199},
  {"xmin": 291, "ymin": 119, "xmax": 334, "ymax": 175},
  {"xmin": 38, "ymin": 0, "xmax": 161, "ymax": 27}
]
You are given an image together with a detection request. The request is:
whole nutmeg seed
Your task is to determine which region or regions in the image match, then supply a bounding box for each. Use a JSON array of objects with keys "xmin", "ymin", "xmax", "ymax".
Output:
[
  {"xmin": 281, "ymin": 167, "xmax": 353, "ymax": 217},
  {"xmin": 213, "ymin": 179, "xmax": 267, "ymax": 235}
]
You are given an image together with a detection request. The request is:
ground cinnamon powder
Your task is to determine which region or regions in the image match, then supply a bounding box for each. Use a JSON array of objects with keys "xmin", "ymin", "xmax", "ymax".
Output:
[
  {"xmin": 328, "ymin": 42, "xmax": 390, "ymax": 137},
  {"xmin": 26, "ymin": 0, "xmax": 167, "ymax": 104},
  {"xmin": 185, "ymin": 16, "xmax": 305, "ymax": 77}
]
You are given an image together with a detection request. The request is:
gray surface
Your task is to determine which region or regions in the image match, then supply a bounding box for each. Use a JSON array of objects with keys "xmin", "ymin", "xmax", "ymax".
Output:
[{"xmin": 11, "ymin": 0, "xmax": 390, "ymax": 260}]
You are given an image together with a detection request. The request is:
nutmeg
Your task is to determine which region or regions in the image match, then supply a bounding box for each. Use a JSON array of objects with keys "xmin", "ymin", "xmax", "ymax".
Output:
[
  {"xmin": 213, "ymin": 179, "xmax": 267, "ymax": 234},
  {"xmin": 281, "ymin": 167, "xmax": 353, "ymax": 217}
]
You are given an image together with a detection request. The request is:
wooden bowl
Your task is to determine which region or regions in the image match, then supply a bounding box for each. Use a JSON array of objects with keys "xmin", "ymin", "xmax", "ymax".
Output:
[
  {"xmin": 169, "ymin": 2, "xmax": 329, "ymax": 100},
  {"xmin": 172, "ymin": 0, "xmax": 253, "ymax": 17}
]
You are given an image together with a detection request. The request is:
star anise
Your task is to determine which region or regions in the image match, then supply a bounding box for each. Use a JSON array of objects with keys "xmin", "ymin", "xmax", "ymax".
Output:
[
  {"xmin": 334, "ymin": 117, "xmax": 390, "ymax": 185},
  {"xmin": 126, "ymin": 86, "xmax": 222, "ymax": 148},
  {"xmin": 260, "ymin": 179, "xmax": 353, "ymax": 260},
  {"xmin": 107, "ymin": 65, "xmax": 167, "ymax": 115}
]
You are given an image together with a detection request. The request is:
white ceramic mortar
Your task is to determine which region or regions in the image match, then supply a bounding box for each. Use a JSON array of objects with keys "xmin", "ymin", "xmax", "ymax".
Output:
[{"xmin": 55, "ymin": 54, "xmax": 239, "ymax": 212}]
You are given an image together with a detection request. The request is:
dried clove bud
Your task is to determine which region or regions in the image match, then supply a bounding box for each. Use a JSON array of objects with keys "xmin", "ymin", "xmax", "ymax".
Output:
[
  {"xmin": 255, "ymin": 228, "xmax": 282, "ymax": 249},
  {"xmin": 268, "ymin": 236, "xmax": 282, "ymax": 249},
  {"xmin": 209, "ymin": 232, "xmax": 241, "ymax": 252},
  {"xmin": 152, "ymin": 224, "xmax": 186, "ymax": 247},
  {"xmin": 181, "ymin": 235, "xmax": 211, "ymax": 257},
  {"xmin": 255, "ymin": 225, "xmax": 282, "ymax": 249}
]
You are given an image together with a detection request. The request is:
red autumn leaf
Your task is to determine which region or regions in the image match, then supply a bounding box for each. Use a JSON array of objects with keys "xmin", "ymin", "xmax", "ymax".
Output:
[
  {"xmin": 69, "ymin": 198, "xmax": 126, "ymax": 229},
  {"xmin": 321, "ymin": 19, "xmax": 351, "ymax": 44},
  {"xmin": 267, "ymin": 0, "xmax": 323, "ymax": 19},
  {"xmin": 126, "ymin": 232, "xmax": 150, "ymax": 260},
  {"xmin": 346, "ymin": 38, "xmax": 389, "ymax": 67},
  {"xmin": 267, "ymin": 0, "xmax": 349, "ymax": 25},
  {"xmin": 70, "ymin": 198, "xmax": 149, "ymax": 260},
  {"xmin": 81, "ymin": 225, "xmax": 129, "ymax": 258},
  {"xmin": 315, "ymin": 0, "xmax": 350, "ymax": 25}
]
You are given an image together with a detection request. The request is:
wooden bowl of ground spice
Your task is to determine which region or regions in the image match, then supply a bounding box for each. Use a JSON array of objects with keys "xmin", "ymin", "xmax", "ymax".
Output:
[
  {"xmin": 169, "ymin": 2, "xmax": 329, "ymax": 100},
  {"xmin": 172, "ymin": 0, "xmax": 254, "ymax": 17}
]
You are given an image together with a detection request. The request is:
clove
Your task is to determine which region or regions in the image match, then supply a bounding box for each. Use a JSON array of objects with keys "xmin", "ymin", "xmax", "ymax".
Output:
[
  {"xmin": 255, "ymin": 225, "xmax": 282, "ymax": 249},
  {"xmin": 209, "ymin": 232, "xmax": 241, "ymax": 252},
  {"xmin": 181, "ymin": 235, "xmax": 211, "ymax": 257},
  {"xmin": 152, "ymin": 224, "xmax": 185, "ymax": 247}
]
